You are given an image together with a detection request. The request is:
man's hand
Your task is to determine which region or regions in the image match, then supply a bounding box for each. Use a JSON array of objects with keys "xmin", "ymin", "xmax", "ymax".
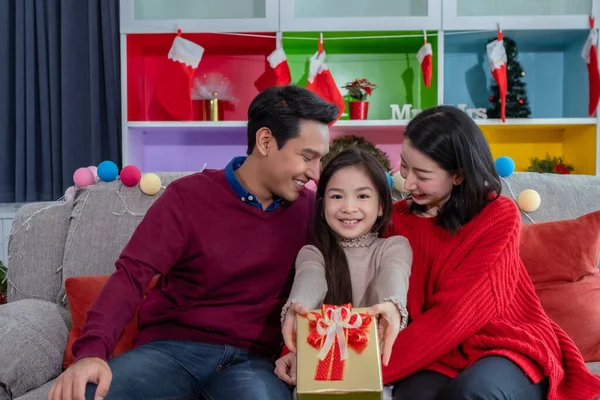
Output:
[
  {"xmin": 367, "ymin": 301, "xmax": 402, "ymax": 367},
  {"xmin": 281, "ymin": 302, "xmax": 308, "ymax": 354},
  {"xmin": 48, "ymin": 357, "xmax": 112, "ymax": 400},
  {"xmin": 274, "ymin": 352, "xmax": 297, "ymax": 385}
]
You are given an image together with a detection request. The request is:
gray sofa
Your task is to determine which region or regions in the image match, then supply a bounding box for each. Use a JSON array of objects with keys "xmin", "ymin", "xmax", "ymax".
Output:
[{"xmin": 0, "ymin": 171, "xmax": 599, "ymax": 400}]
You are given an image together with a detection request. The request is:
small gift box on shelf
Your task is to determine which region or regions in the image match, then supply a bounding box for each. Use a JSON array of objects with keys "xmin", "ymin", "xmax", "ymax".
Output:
[{"xmin": 296, "ymin": 304, "xmax": 383, "ymax": 399}]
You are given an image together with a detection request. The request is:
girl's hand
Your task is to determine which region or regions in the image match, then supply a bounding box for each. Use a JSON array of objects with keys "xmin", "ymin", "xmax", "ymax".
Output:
[
  {"xmin": 274, "ymin": 352, "xmax": 297, "ymax": 385},
  {"xmin": 366, "ymin": 301, "xmax": 402, "ymax": 366},
  {"xmin": 281, "ymin": 302, "xmax": 308, "ymax": 354}
]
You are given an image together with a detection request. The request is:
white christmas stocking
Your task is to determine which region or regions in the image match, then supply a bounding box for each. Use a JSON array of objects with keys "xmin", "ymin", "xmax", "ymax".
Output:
[
  {"xmin": 155, "ymin": 32, "xmax": 204, "ymax": 120},
  {"xmin": 582, "ymin": 19, "xmax": 600, "ymax": 116},
  {"xmin": 267, "ymin": 47, "xmax": 292, "ymax": 86},
  {"xmin": 417, "ymin": 42, "xmax": 433, "ymax": 88},
  {"xmin": 306, "ymin": 45, "xmax": 345, "ymax": 122},
  {"xmin": 487, "ymin": 31, "xmax": 508, "ymax": 122}
]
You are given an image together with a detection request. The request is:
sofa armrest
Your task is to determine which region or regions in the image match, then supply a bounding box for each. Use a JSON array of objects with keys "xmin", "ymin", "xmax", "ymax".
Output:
[
  {"xmin": 0, "ymin": 299, "xmax": 70, "ymax": 398},
  {"xmin": 7, "ymin": 201, "xmax": 73, "ymax": 304}
]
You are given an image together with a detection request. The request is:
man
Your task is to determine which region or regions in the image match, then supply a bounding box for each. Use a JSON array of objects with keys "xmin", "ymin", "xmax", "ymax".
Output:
[{"xmin": 49, "ymin": 85, "xmax": 339, "ymax": 400}]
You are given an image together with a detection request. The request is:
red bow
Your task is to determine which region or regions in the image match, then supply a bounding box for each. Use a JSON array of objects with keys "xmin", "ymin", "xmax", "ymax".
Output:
[{"xmin": 305, "ymin": 304, "xmax": 372, "ymax": 381}]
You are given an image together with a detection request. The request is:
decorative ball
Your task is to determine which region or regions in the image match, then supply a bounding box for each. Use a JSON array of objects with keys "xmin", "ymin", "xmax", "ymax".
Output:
[
  {"xmin": 65, "ymin": 186, "xmax": 75, "ymax": 201},
  {"xmin": 521, "ymin": 71, "xmax": 526, "ymax": 77},
  {"xmin": 517, "ymin": 189, "xmax": 541, "ymax": 212},
  {"xmin": 392, "ymin": 172, "xmax": 409, "ymax": 194},
  {"xmin": 87, "ymin": 165, "xmax": 99, "ymax": 181},
  {"xmin": 386, "ymin": 173, "xmax": 393, "ymax": 189},
  {"xmin": 495, "ymin": 156, "xmax": 515, "ymax": 177},
  {"xmin": 394, "ymin": 160, "xmax": 401, "ymax": 173},
  {"xmin": 120, "ymin": 165, "xmax": 142, "ymax": 187},
  {"xmin": 518, "ymin": 99, "xmax": 524, "ymax": 104},
  {"xmin": 304, "ymin": 180, "xmax": 317, "ymax": 192},
  {"xmin": 489, "ymin": 96, "xmax": 495, "ymax": 102},
  {"xmin": 73, "ymin": 167, "xmax": 95, "ymax": 187},
  {"xmin": 140, "ymin": 173, "xmax": 162, "ymax": 195},
  {"xmin": 97, "ymin": 160, "xmax": 119, "ymax": 182}
]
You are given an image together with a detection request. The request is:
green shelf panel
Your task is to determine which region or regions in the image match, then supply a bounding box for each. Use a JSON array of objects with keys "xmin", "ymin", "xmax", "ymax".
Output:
[{"xmin": 282, "ymin": 31, "xmax": 438, "ymax": 120}]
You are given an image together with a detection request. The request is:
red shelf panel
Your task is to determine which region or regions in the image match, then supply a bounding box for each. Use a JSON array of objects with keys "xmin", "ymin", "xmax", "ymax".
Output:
[{"xmin": 127, "ymin": 32, "xmax": 278, "ymax": 122}]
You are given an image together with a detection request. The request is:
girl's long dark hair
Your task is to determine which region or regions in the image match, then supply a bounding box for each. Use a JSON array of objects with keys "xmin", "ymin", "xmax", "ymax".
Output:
[
  {"xmin": 315, "ymin": 147, "xmax": 393, "ymax": 305},
  {"xmin": 404, "ymin": 105, "xmax": 502, "ymax": 233}
]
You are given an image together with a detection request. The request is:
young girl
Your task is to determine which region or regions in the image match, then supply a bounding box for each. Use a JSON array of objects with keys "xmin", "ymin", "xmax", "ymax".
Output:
[
  {"xmin": 383, "ymin": 105, "xmax": 600, "ymax": 400},
  {"xmin": 276, "ymin": 147, "xmax": 413, "ymax": 385}
]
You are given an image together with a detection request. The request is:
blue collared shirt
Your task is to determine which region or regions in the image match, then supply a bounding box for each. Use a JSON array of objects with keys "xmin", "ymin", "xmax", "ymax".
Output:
[{"xmin": 224, "ymin": 156, "xmax": 282, "ymax": 212}]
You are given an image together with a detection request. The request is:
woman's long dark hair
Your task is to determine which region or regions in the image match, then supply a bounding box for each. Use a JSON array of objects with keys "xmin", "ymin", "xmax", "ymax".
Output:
[
  {"xmin": 404, "ymin": 105, "xmax": 502, "ymax": 233},
  {"xmin": 315, "ymin": 147, "xmax": 393, "ymax": 305}
]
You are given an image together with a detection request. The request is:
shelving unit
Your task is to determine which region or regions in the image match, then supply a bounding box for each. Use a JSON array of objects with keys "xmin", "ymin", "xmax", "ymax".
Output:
[{"xmin": 120, "ymin": 0, "xmax": 600, "ymax": 176}]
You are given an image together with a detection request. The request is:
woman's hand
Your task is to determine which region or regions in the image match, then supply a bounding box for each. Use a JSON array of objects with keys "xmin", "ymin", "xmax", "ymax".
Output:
[
  {"xmin": 367, "ymin": 301, "xmax": 402, "ymax": 366},
  {"xmin": 274, "ymin": 352, "xmax": 297, "ymax": 385},
  {"xmin": 281, "ymin": 302, "xmax": 308, "ymax": 354}
]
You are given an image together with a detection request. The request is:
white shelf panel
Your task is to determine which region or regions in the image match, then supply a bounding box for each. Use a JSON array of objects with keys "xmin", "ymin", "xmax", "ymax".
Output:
[
  {"xmin": 128, "ymin": 117, "xmax": 597, "ymax": 132},
  {"xmin": 475, "ymin": 118, "xmax": 597, "ymax": 126}
]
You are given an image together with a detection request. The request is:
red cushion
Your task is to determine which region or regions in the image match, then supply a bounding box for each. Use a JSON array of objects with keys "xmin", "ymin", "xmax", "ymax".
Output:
[
  {"xmin": 520, "ymin": 210, "xmax": 600, "ymax": 362},
  {"xmin": 63, "ymin": 275, "xmax": 158, "ymax": 369}
]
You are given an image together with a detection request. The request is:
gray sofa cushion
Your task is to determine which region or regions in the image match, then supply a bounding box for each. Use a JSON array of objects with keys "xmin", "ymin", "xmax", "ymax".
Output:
[
  {"xmin": 58, "ymin": 173, "xmax": 190, "ymax": 305},
  {"xmin": 500, "ymin": 172, "xmax": 600, "ymax": 225},
  {"xmin": 14, "ymin": 380, "xmax": 54, "ymax": 400},
  {"xmin": 0, "ymin": 299, "xmax": 70, "ymax": 398},
  {"xmin": 7, "ymin": 202, "xmax": 72, "ymax": 304},
  {"xmin": 589, "ymin": 362, "xmax": 600, "ymax": 375}
]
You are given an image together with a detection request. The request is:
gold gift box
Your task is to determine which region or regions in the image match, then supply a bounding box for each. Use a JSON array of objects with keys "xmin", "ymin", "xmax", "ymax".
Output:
[{"xmin": 296, "ymin": 306, "xmax": 383, "ymax": 399}]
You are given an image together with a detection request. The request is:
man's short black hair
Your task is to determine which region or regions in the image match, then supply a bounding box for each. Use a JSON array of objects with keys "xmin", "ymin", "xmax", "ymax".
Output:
[{"xmin": 246, "ymin": 85, "xmax": 339, "ymax": 154}]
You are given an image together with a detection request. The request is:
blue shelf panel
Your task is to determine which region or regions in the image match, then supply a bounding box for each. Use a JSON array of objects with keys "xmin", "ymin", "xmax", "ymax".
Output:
[{"xmin": 444, "ymin": 29, "xmax": 590, "ymax": 118}]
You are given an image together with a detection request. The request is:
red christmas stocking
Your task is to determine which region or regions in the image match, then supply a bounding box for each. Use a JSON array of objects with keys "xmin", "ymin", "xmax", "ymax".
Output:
[
  {"xmin": 417, "ymin": 42, "xmax": 433, "ymax": 87},
  {"xmin": 155, "ymin": 33, "xmax": 204, "ymax": 121},
  {"xmin": 582, "ymin": 20, "xmax": 600, "ymax": 116},
  {"xmin": 486, "ymin": 31, "xmax": 508, "ymax": 122},
  {"xmin": 306, "ymin": 48, "xmax": 345, "ymax": 122},
  {"xmin": 267, "ymin": 47, "xmax": 292, "ymax": 86}
]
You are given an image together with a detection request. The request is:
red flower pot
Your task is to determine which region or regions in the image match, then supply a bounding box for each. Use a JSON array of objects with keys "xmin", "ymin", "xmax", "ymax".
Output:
[{"xmin": 349, "ymin": 101, "xmax": 369, "ymax": 120}]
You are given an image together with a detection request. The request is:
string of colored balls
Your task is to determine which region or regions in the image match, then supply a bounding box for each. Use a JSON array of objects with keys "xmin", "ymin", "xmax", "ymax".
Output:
[
  {"xmin": 495, "ymin": 156, "xmax": 541, "ymax": 212},
  {"xmin": 69, "ymin": 157, "xmax": 540, "ymax": 213},
  {"xmin": 70, "ymin": 161, "xmax": 163, "ymax": 199},
  {"xmin": 389, "ymin": 157, "xmax": 540, "ymax": 213}
]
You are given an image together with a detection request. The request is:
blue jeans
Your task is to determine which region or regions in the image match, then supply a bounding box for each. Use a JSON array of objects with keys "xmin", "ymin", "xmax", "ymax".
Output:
[
  {"xmin": 392, "ymin": 356, "xmax": 548, "ymax": 400},
  {"xmin": 85, "ymin": 340, "xmax": 292, "ymax": 400}
]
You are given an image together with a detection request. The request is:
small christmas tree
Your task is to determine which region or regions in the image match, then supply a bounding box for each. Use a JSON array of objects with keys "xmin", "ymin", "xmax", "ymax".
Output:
[{"xmin": 487, "ymin": 37, "xmax": 531, "ymax": 119}]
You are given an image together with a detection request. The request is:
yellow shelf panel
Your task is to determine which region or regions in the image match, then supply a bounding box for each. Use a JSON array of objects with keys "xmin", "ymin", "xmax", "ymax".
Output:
[{"xmin": 480, "ymin": 124, "xmax": 597, "ymax": 175}]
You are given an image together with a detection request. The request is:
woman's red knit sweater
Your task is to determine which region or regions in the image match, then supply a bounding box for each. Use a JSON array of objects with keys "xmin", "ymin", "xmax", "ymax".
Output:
[{"xmin": 382, "ymin": 196, "xmax": 600, "ymax": 400}]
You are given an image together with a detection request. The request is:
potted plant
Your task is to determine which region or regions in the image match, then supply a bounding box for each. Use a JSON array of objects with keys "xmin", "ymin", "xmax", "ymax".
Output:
[
  {"xmin": 527, "ymin": 154, "xmax": 574, "ymax": 174},
  {"xmin": 343, "ymin": 78, "xmax": 377, "ymax": 120},
  {"xmin": 0, "ymin": 260, "xmax": 6, "ymax": 305}
]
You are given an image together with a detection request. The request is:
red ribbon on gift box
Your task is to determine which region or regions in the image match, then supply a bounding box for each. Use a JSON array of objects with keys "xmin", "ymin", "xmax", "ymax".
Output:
[{"xmin": 305, "ymin": 304, "xmax": 372, "ymax": 381}]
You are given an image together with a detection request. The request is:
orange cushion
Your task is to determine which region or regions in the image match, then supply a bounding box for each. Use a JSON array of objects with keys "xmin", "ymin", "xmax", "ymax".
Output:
[
  {"xmin": 520, "ymin": 210, "xmax": 600, "ymax": 362},
  {"xmin": 63, "ymin": 275, "xmax": 158, "ymax": 369}
]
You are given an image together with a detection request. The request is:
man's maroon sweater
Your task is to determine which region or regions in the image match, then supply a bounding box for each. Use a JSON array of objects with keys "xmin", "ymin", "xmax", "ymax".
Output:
[{"xmin": 72, "ymin": 169, "xmax": 315, "ymax": 362}]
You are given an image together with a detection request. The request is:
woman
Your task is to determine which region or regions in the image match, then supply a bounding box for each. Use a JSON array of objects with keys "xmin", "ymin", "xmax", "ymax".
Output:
[{"xmin": 384, "ymin": 105, "xmax": 600, "ymax": 400}]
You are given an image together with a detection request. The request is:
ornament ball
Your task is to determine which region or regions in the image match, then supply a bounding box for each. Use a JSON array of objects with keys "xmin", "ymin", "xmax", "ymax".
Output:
[
  {"xmin": 140, "ymin": 173, "xmax": 162, "ymax": 195},
  {"xmin": 518, "ymin": 189, "xmax": 541, "ymax": 212},
  {"xmin": 489, "ymin": 96, "xmax": 495, "ymax": 101},
  {"xmin": 120, "ymin": 165, "xmax": 142, "ymax": 187},
  {"xmin": 97, "ymin": 160, "xmax": 119, "ymax": 182}
]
